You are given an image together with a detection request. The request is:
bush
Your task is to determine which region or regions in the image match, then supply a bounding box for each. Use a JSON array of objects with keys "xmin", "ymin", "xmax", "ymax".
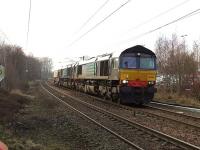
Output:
[{"xmin": 192, "ymin": 81, "xmax": 200, "ymax": 101}]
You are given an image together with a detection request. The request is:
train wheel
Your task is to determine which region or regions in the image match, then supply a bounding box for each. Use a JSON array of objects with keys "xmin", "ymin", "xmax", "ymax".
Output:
[
  {"xmin": 111, "ymin": 93, "xmax": 118, "ymax": 103},
  {"xmin": 105, "ymin": 87, "xmax": 112, "ymax": 100},
  {"xmin": 110, "ymin": 87, "xmax": 117, "ymax": 102}
]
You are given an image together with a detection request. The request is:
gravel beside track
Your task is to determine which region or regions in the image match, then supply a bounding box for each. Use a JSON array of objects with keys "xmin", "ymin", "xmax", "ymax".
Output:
[
  {"xmin": 43, "ymin": 82, "xmax": 200, "ymax": 149},
  {"xmin": 144, "ymin": 104, "xmax": 200, "ymax": 128},
  {"xmin": 46, "ymin": 81, "xmax": 200, "ymax": 148},
  {"xmin": 41, "ymin": 84, "xmax": 141, "ymax": 150},
  {"xmin": 41, "ymin": 84, "xmax": 140, "ymax": 150},
  {"xmin": 147, "ymin": 102, "xmax": 200, "ymax": 119},
  {"xmin": 151, "ymin": 101, "xmax": 200, "ymax": 114}
]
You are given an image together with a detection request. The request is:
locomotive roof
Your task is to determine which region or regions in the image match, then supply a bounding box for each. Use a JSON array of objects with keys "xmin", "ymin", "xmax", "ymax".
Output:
[
  {"xmin": 56, "ymin": 45, "xmax": 155, "ymax": 70},
  {"xmin": 97, "ymin": 55, "xmax": 111, "ymax": 61},
  {"xmin": 78, "ymin": 54, "xmax": 111, "ymax": 65},
  {"xmin": 120, "ymin": 45, "xmax": 155, "ymax": 56},
  {"xmin": 78, "ymin": 57, "xmax": 97, "ymax": 65}
]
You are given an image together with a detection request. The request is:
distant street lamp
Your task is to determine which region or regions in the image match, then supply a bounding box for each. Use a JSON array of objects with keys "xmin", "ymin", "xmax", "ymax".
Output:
[
  {"xmin": 180, "ymin": 34, "xmax": 188, "ymax": 51},
  {"xmin": 180, "ymin": 34, "xmax": 188, "ymax": 38}
]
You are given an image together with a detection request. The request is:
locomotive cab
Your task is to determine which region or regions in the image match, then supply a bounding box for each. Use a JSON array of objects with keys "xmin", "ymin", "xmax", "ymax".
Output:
[{"xmin": 119, "ymin": 45, "xmax": 157, "ymax": 105}]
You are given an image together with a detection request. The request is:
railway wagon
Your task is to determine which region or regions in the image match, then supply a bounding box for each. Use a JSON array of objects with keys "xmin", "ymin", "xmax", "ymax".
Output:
[
  {"xmin": 53, "ymin": 69, "xmax": 62, "ymax": 85},
  {"xmin": 54, "ymin": 45, "xmax": 157, "ymax": 105}
]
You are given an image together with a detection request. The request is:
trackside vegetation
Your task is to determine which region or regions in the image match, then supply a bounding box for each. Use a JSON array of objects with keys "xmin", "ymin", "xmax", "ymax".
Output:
[
  {"xmin": 155, "ymin": 34, "xmax": 200, "ymax": 107},
  {"xmin": 0, "ymin": 43, "xmax": 52, "ymax": 91}
]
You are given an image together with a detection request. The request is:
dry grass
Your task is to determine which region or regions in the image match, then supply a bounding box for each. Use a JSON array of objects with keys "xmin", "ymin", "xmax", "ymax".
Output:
[
  {"xmin": 154, "ymin": 91, "xmax": 200, "ymax": 108},
  {"xmin": 0, "ymin": 89, "xmax": 30, "ymax": 123},
  {"xmin": 11, "ymin": 89, "xmax": 35, "ymax": 100},
  {"xmin": 0, "ymin": 89, "xmax": 33, "ymax": 150}
]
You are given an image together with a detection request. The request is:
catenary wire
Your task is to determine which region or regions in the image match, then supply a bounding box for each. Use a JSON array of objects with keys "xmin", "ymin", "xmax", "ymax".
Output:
[
  {"xmin": 123, "ymin": 8, "xmax": 200, "ymax": 44},
  {"xmin": 68, "ymin": 0, "xmax": 131, "ymax": 47},
  {"xmin": 124, "ymin": 0, "xmax": 191, "ymax": 34},
  {"xmin": 75, "ymin": 0, "xmax": 110, "ymax": 35}
]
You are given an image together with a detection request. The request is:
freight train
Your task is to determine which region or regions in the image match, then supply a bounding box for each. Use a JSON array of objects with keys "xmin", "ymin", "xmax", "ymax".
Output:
[{"xmin": 53, "ymin": 45, "xmax": 157, "ymax": 105}]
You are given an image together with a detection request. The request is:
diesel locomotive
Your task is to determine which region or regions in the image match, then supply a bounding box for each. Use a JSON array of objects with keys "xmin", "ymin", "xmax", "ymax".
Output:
[{"xmin": 54, "ymin": 45, "xmax": 157, "ymax": 105}]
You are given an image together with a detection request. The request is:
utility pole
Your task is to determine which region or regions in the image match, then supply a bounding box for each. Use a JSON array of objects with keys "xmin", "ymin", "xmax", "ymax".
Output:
[{"xmin": 26, "ymin": 0, "xmax": 32, "ymax": 50}]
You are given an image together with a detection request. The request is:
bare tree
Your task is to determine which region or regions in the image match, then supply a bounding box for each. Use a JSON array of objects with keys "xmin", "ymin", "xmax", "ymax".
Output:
[
  {"xmin": 0, "ymin": 43, "xmax": 43, "ymax": 90},
  {"xmin": 155, "ymin": 34, "xmax": 198, "ymax": 95},
  {"xmin": 40, "ymin": 57, "xmax": 53, "ymax": 80},
  {"xmin": 193, "ymin": 40, "xmax": 200, "ymax": 71},
  {"xmin": 26, "ymin": 55, "xmax": 42, "ymax": 81}
]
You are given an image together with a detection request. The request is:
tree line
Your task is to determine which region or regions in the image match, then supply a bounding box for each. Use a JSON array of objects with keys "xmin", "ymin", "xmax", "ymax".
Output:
[
  {"xmin": 0, "ymin": 43, "xmax": 52, "ymax": 91},
  {"xmin": 1, "ymin": 34, "xmax": 200, "ymax": 100},
  {"xmin": 155, "ymin": 34, "xmax": 200, "ymax": 100}
]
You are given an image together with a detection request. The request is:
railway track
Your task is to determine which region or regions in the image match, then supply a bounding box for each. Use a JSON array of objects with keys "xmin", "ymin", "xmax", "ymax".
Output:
[
  {"xmin": 42, "ymin": 82, "xmax": 200, "ymax": 150},
  {"xmin": 145, "ymin": 104, "xmax": 200, "ymax": 127},
  {"xmin": 151, "ymin": 101, "xmax": 200, "ymax": 113},
  {"xmin": 148, "ymin": 101, "xmax": 200, "ymax": 119},
  {"xmin": 49, "ymin": 81, "xmax": 200, "ymax": 130},
  {"xmin": 47, "ymin": 81, "xmax": 200, "ymax": 146}
]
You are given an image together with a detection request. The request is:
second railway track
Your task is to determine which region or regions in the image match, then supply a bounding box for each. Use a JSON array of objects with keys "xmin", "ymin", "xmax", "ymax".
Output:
[
  {"xmin": 48, "ymin": 81, "xmax": 200, "ymax": 130},
  {"xmin": 42, "ymin": 82, "xmax": 200, "ymax": 150},
  {"xmin": 147, "ymin": 102, "xmax": 200, "ymax": 122}
]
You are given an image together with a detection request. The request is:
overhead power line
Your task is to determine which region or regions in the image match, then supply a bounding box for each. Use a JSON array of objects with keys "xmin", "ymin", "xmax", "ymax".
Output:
[
  {"xmin": 126, "ymin": 8, "xmax": 200, "ymax": 42},
  {"xmin": 76, "ymin": 0, "xmax": 110, "ymax": 34},
  {"xmin": 125, "ymin": 0, "xmax": 191, "ymax": 33},
  {"xmin": 68, "ymin": 0, "xmax": 131, "ymax": 47},
  {"xmin": 26, "ymin": 0, "xmax": 32, "ymax": 48}
]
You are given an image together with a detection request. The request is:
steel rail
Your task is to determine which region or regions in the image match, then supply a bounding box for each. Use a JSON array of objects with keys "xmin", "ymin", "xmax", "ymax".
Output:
[
  {"xmin": 151, "ymin": 101, "xmax": 200, "ymax": 113},
  {"xmin": 146, "ymin": 104, "xmax": 200, "ymax": 120},
  {"xmin": 76, "ymin": 90, "xmax": 200, "ymax": 129},
  {"xmin": 41, "ymin": 83, "xmax": 143, "ymax": 150},
  {"xmin": 83, "ymin": 91, "xmax": 200, "ymax": 129},
  {"xmin": 50, "ymin": 82, "xmax": 200, "ymax": 129},
  {"xmin": 45, "ymin": 82, "xmax": 200, "ymax": 150}
]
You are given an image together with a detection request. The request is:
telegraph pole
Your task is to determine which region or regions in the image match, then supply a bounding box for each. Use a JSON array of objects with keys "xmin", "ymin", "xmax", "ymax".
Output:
[{"xmin": 26, "ymin": 0, "xmax": 32, "ymax": 49}]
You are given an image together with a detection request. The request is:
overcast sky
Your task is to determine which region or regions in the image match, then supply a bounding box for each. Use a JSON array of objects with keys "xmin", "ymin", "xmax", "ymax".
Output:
[{"xmin": 0, "ymin": 0, "xmax": 200, "ymax": 69}]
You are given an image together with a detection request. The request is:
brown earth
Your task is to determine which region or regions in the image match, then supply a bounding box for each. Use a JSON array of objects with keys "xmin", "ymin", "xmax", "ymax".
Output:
[
  {"xmin": 0, "ymin": 88, "xmax": 29, "ymax": 124},
  {"xmin": 0, "ymin": 82, "xmax": 86, "ymax": 150},
  {"xmin": 0, "ymin": 82, "xmax": 133, "ymax": 150}
]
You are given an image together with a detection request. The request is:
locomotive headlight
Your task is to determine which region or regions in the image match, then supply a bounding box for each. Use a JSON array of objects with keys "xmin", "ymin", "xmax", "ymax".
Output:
[
  {"xmin": 122, "ymin": 80, "xmax": 128, "ymax": 84},
  {"xmin": 148, "ymin": 81, "xmax": 155, "ymax": 84}
]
